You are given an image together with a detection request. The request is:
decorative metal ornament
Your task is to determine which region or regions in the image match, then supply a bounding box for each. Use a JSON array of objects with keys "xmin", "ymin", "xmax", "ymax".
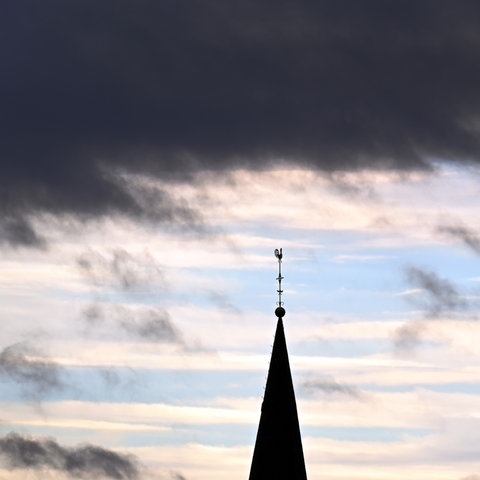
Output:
[{"xmin": 274, "ymin": 248, "xmax": 285, "ymax": 318}]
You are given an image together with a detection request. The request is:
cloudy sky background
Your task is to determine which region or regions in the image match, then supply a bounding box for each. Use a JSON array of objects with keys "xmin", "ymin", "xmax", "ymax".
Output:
[{"xmin": 2, "ymin": 1, "xmax": 480, "ymax": 479}]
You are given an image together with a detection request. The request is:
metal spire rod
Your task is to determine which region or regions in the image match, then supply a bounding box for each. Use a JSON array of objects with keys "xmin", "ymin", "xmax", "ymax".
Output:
[
  {"xmin": 274, "ymin": 249, "xmax": 286, "ymax": 319},
  {"xmin": 274, "ymin": 248, "xmax": 283, "ymax": 306}
]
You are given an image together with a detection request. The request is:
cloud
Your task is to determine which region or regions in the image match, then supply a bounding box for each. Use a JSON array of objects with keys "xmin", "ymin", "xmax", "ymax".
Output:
[
  {"xmin": 393, "ymin": 321, "xmax": 426, "ymax": 352},
  {"xmin": 206, "ymin": 290, "xmax": 241, "ymax": 315},
  {"xmin": 0, "ymin": 432, "xmax": 139, "ymax": 479},
  {"xmin": 0, "ymin": 216, "xmax": 46, "ymax": 249},
  {"xmin": 405, "ymin": 266, "xmax": 468, "ymax": 317},
  {"xmin": 301, "ymin": 377, "xmax": 364, "ymax": 400},
  {"xmin": 437, "ymin": 224, "xmax": 480, "ymax": 255},
  {"xmin": 118, "ymin": 309, "xmax": 181, "ymax": 343},
  {"xmin": 97, "ymin": 367, "xmax": 139, "ymax": 394},
  {"xmin": 98, "ymin": 368, "xmax": 123, "ymax": 388},
  {"xmin": 82, "ymin": 304, "xmax": 183, "ymax": 345},
  {"xmin": 3, "ymin": 1, "xmax": 480, "ymax": 242},
  {"xmin": 395, "ymin": 266, "xmax": 473, "ymax": 351},
  {"xmin": 77, "ymin": 248, "xmax": 167, "ymax": 292},
  {"xmin": 0, "ymin": 343, "xmax": 65, "ymax": 401},
  {"xmin": 170, "ymin": 472, "xmax": 188, "ymax": 480}
]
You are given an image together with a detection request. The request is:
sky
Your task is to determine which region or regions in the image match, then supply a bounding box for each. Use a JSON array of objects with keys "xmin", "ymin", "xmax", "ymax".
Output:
[{"xmin": 2, "ymin": 1, "xmax": 480, "ymax": 479}]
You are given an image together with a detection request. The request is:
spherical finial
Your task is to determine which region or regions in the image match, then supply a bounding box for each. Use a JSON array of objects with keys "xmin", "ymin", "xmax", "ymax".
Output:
[{"xmin": 275, "ymin": 306, "xmax": 286, "ymax": 318}]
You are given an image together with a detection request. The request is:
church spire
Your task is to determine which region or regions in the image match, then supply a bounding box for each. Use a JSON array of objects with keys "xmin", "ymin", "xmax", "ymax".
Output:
[{"xmin": 248, "ymin": 250, "xmax": 308, "ymax": 480}]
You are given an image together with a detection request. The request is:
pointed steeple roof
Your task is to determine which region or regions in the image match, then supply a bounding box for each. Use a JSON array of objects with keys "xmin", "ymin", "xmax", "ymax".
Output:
[{"xmin": 248, "ymin": 315, "xmax": 308, "ymax": 480}]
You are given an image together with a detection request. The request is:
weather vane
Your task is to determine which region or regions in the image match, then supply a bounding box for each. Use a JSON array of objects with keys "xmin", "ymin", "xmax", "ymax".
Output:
[{"xmin": 274, "ymin": 248, "xmax": 286, "ymax": 318}]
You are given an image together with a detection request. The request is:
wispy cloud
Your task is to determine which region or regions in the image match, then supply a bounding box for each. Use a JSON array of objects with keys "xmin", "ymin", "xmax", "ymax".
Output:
[
  {"xmin": 0, "ymin": 343, "xmax": 65, "ymax": 401},
  {"xmin": 332, "ymin": 254, "xmax": 394, "ymax": 264},
  {"xmin": 393, "ymin": 321, "xmax": 427, "ymax": 352},
  {"xmin": 437, "ymin": 223, "xmax": 480, "ymax": 255},
  {"xmin": 206, "ymin": 290, "xmax": 241, "ymax": 315},
  {"xmin": 404, "ymin": 266, "xmax": 468, "ymax": 317},
  {"xmin": 395, "ymin": 266, "xmax": 473, "ymax": 352},
  {"xmin": 301, "ymin": 377, "xmax": 365, "ymax": 400},
  {"xmin": 82, "ymin": 304, "xmax": 184, "ymax": 345},
  {"xmin": 77, "ymin": 248, "xmax": 167, "ymax": 292},
  {"xmin": 170, "ymin": 472, "xmax": 188, "ymax": 480},
  {"xmin": 0, "ymin": 433, "xmax": 139, "ymax": 479},
  {"xmin": 118, "ymin": 308, "xmax": 181, "ymax": 344}
]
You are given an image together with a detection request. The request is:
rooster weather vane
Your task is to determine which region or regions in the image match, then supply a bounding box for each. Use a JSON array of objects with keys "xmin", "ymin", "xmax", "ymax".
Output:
[{"xmin": 274, "ymin": 248, "xmax": 286, "ymax": 318}]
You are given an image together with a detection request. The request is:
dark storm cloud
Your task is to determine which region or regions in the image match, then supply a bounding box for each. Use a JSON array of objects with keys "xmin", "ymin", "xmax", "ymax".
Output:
[
  {"xmin": 3, "ymin": 0, "xmax": 480, "ymax": 243},
  {"xmin": 0, "ymin": 433, "xmax": 139, "ymax": 479},
  {"xmin": 0, "ymin": 216, "xmax": 46, "ymax": 249},
  {"xmin": 302, "ymin": 377, "xmax": 364, "ymax": 399},
  {"xmin": 0, "ymin": 343, "xmax": 65, "ymax": 401},
  {"xmin": 405, "ymin": 266, "xmax": 468, "ymax": 317},
  {"xmin": 437, "ymin": 224, "xmax": 480, "ymax": 255}
]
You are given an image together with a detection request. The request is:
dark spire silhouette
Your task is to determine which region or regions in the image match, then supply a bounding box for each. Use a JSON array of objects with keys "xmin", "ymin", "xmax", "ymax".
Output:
[{"xmin": 248, "ymin": 250, "xmax": 308, "ymax": 480}]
